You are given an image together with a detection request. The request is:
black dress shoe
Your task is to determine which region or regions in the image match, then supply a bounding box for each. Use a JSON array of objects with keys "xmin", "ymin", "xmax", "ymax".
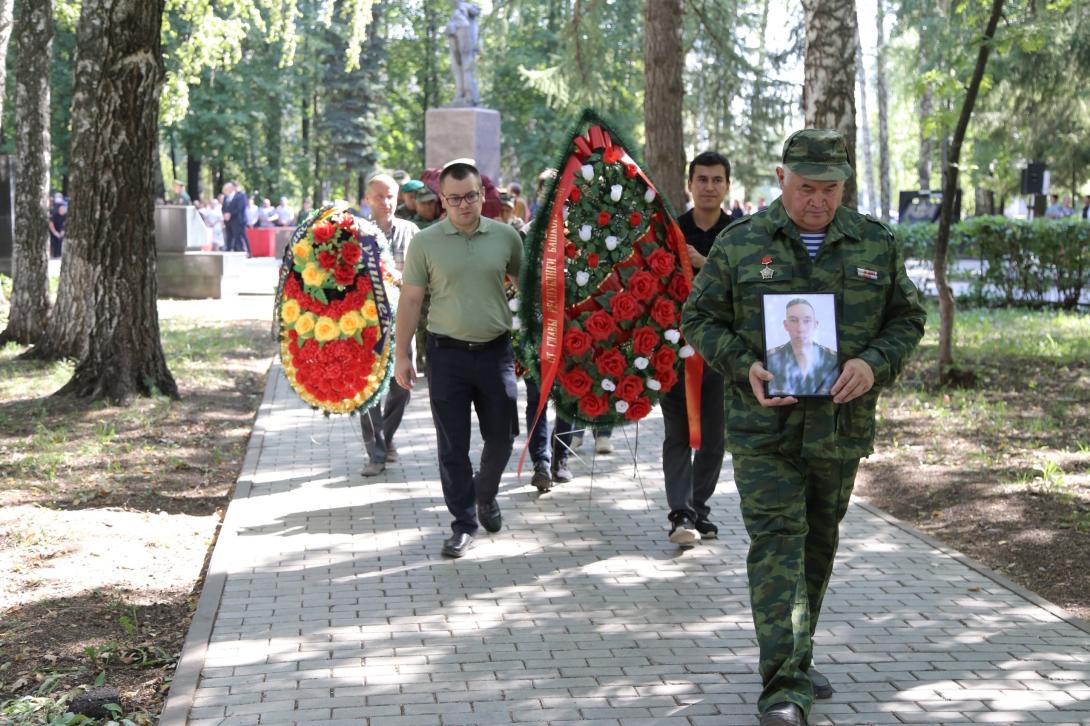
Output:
[
  {"xmin": 478, "ymin": 500, "xmax": 502, "ymax": 533},
  {"xmin": 759, "ymin": 702, "xmax": 806, "ymax": 726},
  {"xmin": 441, "ymin": 532, "xmax": 473, "ymax": 558},
  {"xmin": 808, "ymin": 667, "xmax": 834, "ymax": 699}
]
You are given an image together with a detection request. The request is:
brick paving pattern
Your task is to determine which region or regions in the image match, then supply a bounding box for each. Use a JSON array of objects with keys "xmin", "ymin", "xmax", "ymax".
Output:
[{"xmin": 162, "ymin": 364, "xmax": 1090, "ymax": 725}]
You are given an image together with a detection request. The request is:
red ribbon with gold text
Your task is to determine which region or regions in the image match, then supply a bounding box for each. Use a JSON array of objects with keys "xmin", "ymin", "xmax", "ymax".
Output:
[{"xmin": 517, "ymin": 152, "xmax": 582, "ymax": 477}]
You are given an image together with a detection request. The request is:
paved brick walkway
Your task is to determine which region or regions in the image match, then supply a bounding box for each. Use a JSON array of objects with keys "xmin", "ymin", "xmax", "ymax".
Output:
[{"xmin": 162, "ymin": 364, "xmax": 1090, "ymax": 725}]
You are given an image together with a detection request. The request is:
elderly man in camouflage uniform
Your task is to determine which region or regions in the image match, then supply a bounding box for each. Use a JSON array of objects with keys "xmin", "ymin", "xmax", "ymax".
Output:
[{"xmin": 682, "ymin": 129, "xmax": 926, "ymax": 726}]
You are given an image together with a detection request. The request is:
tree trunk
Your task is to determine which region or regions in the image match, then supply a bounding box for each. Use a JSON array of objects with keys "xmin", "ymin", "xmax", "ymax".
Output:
[
  {"xmin": 918, "ymin": 82, "xmax": 933, "ymax": 190},
  {"xmin": 855, "ymin": 29, "xmax": 876, "ymax": 215},
  {"xmin": 0, "ymin": 0, "xmax": 52, "ymax": 346},
  {"xmin": 934, "ymin": 0, "xmax": 1003, "ymax": 384},
  {"xmin": 266, "ymin": 101, "xmax": 282, "ymax": 195},
  {"xmin": 643, "ymin": 0, "xmax": 685, "ymax": 211},
  {"xmin": 875, "ymin": 0, "xmax": 891, "ymax": 221},
  {"xmin": 39, "ymin": 0, "xmax": 176, "ymax": 402},
  {"xmin": 186, "ymin": 152, "xmax": 200, "ymax": 203},
  {"xmin": 802, "ymin": 0, "xmax": 858, "ymax": 209},
  {"xmin": 0, "ymin": 0, "xmax": 14, "ymax": 119}
]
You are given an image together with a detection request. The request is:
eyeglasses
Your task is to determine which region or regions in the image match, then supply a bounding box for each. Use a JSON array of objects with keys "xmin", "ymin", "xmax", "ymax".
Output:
[{"xmin": 443, "ymin": 190, "xmax": 481, "ymax": 207}]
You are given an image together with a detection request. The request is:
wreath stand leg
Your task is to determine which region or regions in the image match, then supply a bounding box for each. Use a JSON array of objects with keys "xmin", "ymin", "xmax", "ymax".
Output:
[{"xmin": 616, "ymin": 422, "xmax": 651, "ymax": 513}]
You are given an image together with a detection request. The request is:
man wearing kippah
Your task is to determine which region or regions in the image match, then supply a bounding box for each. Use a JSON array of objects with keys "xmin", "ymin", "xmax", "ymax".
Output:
[
  {"xmin": 682, "ymin": 129, "xmax": 926, "ymax": 726},
  {"xmin": 394, "ymin": 159, "xmax": 522, "ymax": 559}
]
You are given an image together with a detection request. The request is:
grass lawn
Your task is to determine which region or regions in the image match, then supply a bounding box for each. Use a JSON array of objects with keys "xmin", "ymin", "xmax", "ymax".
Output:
[
  {"xmin": 0, "ymin": 294, "xmax": 275, "ymax": 724},
  {"xmin": 856, "ymin": 304, "xmax": 1090, "ymax": 621}
]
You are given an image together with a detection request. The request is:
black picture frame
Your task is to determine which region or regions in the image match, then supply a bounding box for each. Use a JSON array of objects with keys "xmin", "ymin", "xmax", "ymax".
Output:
[{"xmin": 760, "ymin": 292, "xmax": 841, "ymax": 398}]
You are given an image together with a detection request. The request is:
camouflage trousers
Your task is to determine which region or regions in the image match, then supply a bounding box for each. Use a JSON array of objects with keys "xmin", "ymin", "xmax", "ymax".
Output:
[{"xmin": 733, "ymin": 453, "xmax": 860, "ymax": 717}]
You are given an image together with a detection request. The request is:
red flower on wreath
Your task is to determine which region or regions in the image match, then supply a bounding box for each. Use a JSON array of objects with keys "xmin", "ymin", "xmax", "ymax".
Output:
[
  {"xmin": 609, "ymin": 291, "xmax": 640, "ymax": 321},
  {"xmin": 338, "ymin": 215, "xmax": 355, "ymax": 230},
  {"xmin": 333, "ymin": 263, "xmax": 356, "ymax": 287},
  {"xmin": 341, "ymin": 241, "xmax": 362, "ymax": 266},
  {"xmin": 647, "ymin": 248, "xmax": 677, "ymax": 278},
  {"xmin": 624, "ymin": 163, "xmax": 638, "ymax": 179},
  {"xmin": 563, "ymin": 328, "xmax": 593, "ymax": 357},
  {"xmin": 632, "ymin": 326, "xmax": 659, "ymax": 356},
  {"xmin": 559, "ymin": 368, "xmax": 593, "ymax": 398},
  {"xmin": 578, "ymin": 392, "xmax": 609, "ymax": 418},
  {"xmin": 627, "ymin": 270, "xmax": 658, "ymax": 302},
  {"xmin": 565, "ymin": 243, "xmax": 578, "ymax": 258},
  {"xmin": 587, "ymin": 253, "xmax": 600, "ymax": 268},
  {"xmin": 625, "ymin": 396, "xmax": 652, "ymax": 421},
  {"xmin": 318, "ymin": 251, "xmax": 338, "ymax": 270},
  {"xmin": 617, "ymin": 374, "xmax": 645, "ymax": 402},
  {"xmin": 650, "ymin": 297, "xmax": 678, "ymax": 327},
  {"xmin": 603, "ymin": 146, "xmax": 624, "ymax": 164},
  {"xmin": 653, "ymin": 345, "xmax": 677, "ymax": 373},
  {"xmin": 667, "ymin": 274, "xmax": 691, "ymax": 301},
  {"xmin": 583, "ymin": 310, "xmax": 618, "ymax": 341},
  {"xmin": 594, "ymin": 348, "xmax": 626, "ymax": 378},
  {"xmin": 313, "ymin": 221, "xmax": 336, "ymax": 244},
  {"xmin": 629, "ymin": 211, "xmax": 643, "ymax": 228},
  {"xmin": 597, "ymin": 211, "xmax": 611, "ymax": 226},
  {"xmin": 655, "ymin": 366, "xmax": 678, "ymax": 392}
]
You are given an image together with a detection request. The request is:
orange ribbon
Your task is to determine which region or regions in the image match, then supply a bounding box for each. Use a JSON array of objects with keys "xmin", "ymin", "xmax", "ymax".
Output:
[{"xmin": 517, "ymin": 152, "xmax": 582, "ymax": 478}]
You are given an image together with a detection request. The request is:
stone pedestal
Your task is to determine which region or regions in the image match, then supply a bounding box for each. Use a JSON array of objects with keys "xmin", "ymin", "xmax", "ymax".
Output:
[
  {"xmin": 154, "ymin": 204, "xmax": 208, "ymax": 252},
  {"xmin": 425, "ymin": 107, "xmax": 501, "ymax": 183},
  {"xmin": 158, "ymin": 252, "xmax": 226, "ymax": 299}
]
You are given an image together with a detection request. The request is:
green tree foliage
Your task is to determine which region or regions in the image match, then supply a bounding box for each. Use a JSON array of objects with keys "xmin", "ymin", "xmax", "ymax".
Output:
[
  {"xmin": 889, "ymin": 0, "xmax": 1090, "ymax": 211},
  {"xmin": 320, "ymin": 0, "xmax": 384, "ymax": 203},
  {"xmin": 507, "ymin": 0, "xmax": 646, "ymax": 183},
  {"xmin": 967, "ymin": 0, "xmax": 1090, "ymax": 204},
  {"xmin": 683, "ymin": 0, "xmax": 801, "ymax": 195}
]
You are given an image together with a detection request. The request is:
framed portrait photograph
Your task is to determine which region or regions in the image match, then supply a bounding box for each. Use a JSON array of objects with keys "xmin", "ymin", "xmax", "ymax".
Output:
[{"xmin": 761, "ymin": 292, "xmax": 840, "ymax": 398}]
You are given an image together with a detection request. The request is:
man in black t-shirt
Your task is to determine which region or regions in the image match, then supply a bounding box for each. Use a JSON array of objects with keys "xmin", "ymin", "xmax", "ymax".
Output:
[{"xmin": 664, "ymin": 151, "xmax": 732, "ymax": 547}]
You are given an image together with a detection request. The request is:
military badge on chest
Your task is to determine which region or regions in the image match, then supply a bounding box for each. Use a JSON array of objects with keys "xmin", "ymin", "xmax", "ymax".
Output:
[{"xmin": 760, "ymin": 255, "xmax": 774, "ymax": 280}]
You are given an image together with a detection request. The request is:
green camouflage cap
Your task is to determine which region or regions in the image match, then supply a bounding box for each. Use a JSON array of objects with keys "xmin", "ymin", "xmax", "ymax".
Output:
[{"xmin": 781, "ymin": 128, "xmax": 853, "ymax": 182}]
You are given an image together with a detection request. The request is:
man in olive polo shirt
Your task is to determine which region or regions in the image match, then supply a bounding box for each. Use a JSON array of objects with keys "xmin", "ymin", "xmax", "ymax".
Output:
[{"xmin": 394, "ymin": 160, "xmax": 523, "ymax": 558}]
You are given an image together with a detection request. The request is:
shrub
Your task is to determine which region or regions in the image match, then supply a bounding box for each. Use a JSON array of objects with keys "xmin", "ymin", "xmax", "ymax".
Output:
[{"xmin": 893, "ymin": 217, "xmax": 1090, "ymax": 309}]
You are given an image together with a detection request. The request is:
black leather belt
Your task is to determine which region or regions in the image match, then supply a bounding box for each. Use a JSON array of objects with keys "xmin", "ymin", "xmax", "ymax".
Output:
[{"xmin": 432, "ymin": 333, "xmax": 510, "ymax": 351}]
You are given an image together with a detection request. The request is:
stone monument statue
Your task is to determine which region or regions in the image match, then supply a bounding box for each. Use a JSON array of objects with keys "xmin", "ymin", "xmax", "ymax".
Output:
[
  {"xmin": 446, "ymin": 1, "xmax": 480, "ymax": 106},
  {"xmin": 426, "ymin": 1, "xmax": 498, "ymax": 182}
]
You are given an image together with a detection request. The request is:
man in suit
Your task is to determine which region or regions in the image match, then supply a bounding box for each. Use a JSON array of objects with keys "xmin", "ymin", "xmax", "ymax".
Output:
[{"xmin": 222, "ymin": 181, "xmax": 250, "ymax": 255}]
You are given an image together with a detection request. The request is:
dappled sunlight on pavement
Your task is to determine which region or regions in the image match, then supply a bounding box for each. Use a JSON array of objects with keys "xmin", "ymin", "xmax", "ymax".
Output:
[{"xmin": 161, "ymin": 365, "xmax": 1090, "ymax": 725}]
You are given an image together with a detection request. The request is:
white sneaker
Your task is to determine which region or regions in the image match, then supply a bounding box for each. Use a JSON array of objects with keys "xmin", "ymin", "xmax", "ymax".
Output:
[
  {"xmin": 595, "ymin": 434, "xmax": 613, "ymax": 454},
  {"xmin": 668, "ymin": 516, "xmax": 701, "ymax": 547}
]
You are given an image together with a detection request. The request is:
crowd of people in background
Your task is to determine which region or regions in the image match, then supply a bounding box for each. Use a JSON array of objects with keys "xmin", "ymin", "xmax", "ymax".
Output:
[
  {"xmin": 152, "ymin": 165, "xmax": 776, "ymax": 261},
  {"xmin": 1044, "ymin": 193, "xmax": 1090, "ymax": 220}
]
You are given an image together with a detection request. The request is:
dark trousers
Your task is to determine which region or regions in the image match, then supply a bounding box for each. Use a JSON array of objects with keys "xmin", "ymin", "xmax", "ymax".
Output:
[
  {"xmin": 733, "ymin": 454, "xmax": 860, "ymax": 718},
  {"xmin": 227, "ymin": 224, "xmax": 250, "ymax": 254},
  {"xmin": 660, "ymin": 365, "xmax": 726, "ymax": 521},
  {"xmin": 359, "ymin": 382, "xmax": 411, "ymax": 463},
  {"xmin": 427, "ymin": 337, "xmax": 518, "ymax": 535},
  {"xmin": 524, "ymin": 376, "xmax": 579, "ymax": 467}
]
